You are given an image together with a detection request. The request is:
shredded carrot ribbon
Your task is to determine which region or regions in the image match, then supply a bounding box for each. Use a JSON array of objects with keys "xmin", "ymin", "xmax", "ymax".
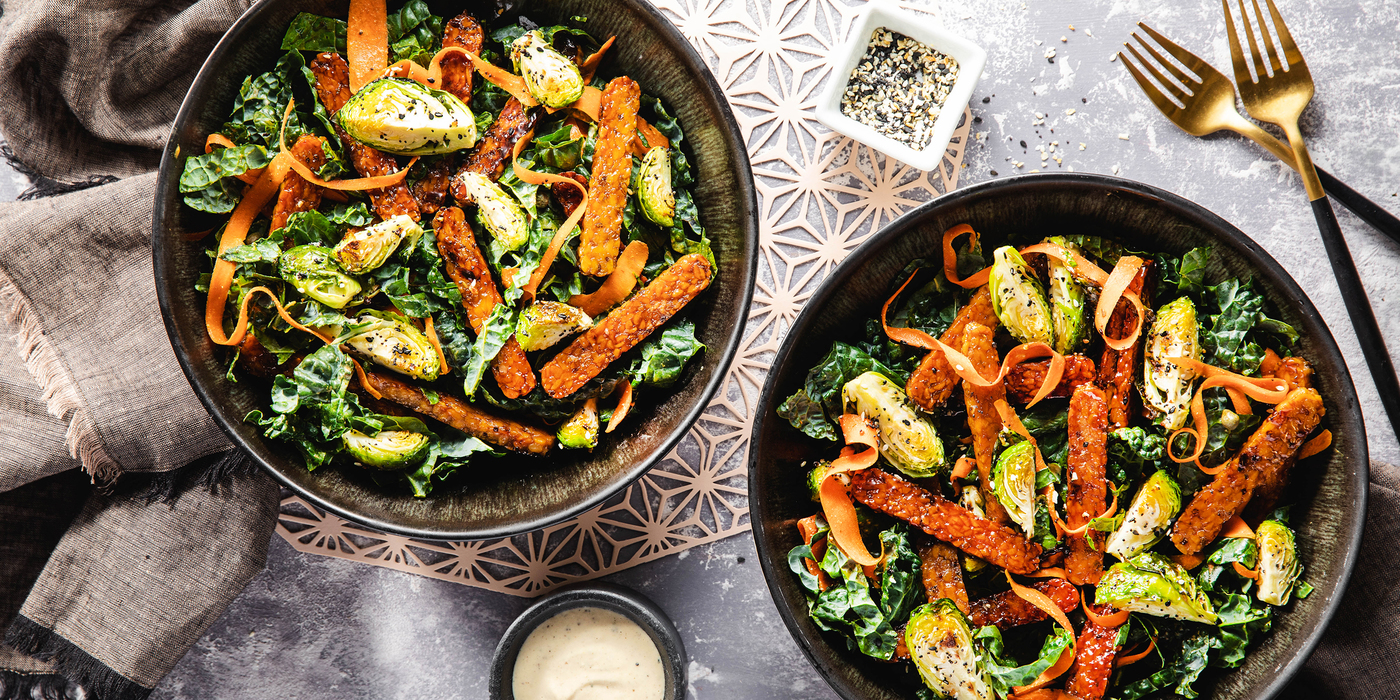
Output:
[
  {"xmin": 509, "ymin": 130, "xmax": 591, "ymax": 300},
  {"xmin": 1167, "ymin": 358, "xmax": 1290, "ymax": 470},
  {"xmin": 279, "ymin": 100, "xmax": 417, "ymax": 190},
  {"xmin": 353, "ymin": 360, "xmax": 382, "ymax": 399},
  {"xmin": 1010, "ymin": 690, "xmax": 1080, "ymax": 700},
  {"xmin": 346, "ymin": 0, "xmax": 388, "ymax": 93},
  {"xmin": 882, "ymin": 269, "xmax": 1064, "ymax": 406},
  {"xmin": 423, "ymin": 314, "xmax": 449, "ymax": 377},
  {"xmin": 1299, "ymin": 429, "xmax": 1332, "ymax": 459},
  {"xmin": 1095, "ymin": 256, "xmax": 1146, "ymax": 351},
  {"xmin": 796, "ymin": 513, "xmax": 832, "ymax": 592},
  {"xmin": 995, "ymin": 400, "xmax": 1048, "ymax": 474},
  {"xmin": 633, "ymin": 116, "xmax": 671, "ymax": 157},
  {"xmin": 1083, "ymin": 598, "xmax": 1130, "ymax": 628},
  {"xmin": 1171, "ymin": 552, "xmax": 1207, "ymax": 570},
  {"xmin": 1005, "ymin": 571, "xmax": 1078, "ymax": 693},
  {"xmin": 1115, "ymin": 637, "xmax": 1157, "ymax": 668},
  {"xmin": 1027, "ymin": 567, "xmax": 1068, "ymax": 579},
  {"xmin": 205, "ymin": 158, "xmax": 292, "ymax": 345},
  {"xmin": 1221, "ymin": 514, "xmax": 1256, "ymax": 540},
  {"xmin": 1050, "ymin": 488, "xmax": 1119, "ymax": 538},
  {"xmin": 1232, "ymin": 561, "xmax": 1260, "ymax": 579},
  {"xmin": 605, "ymin": 379, "xmax": 634, "ymax": 433},
  {"xmin": 817, "ymin": 414, "xmax": 883, "ymax": 567},
  {"xmin": 571, "ymin": 240, "xmax": 647, "ymax": 315},
  {"xmin": 579, "ymin": 36, "xmax": 616, "ymax": 83},
  {"xmin": 950, "ymin": 456, "xmax": 975, "ymax": 484},
  {"xmin": 942, "ymin": 224, "xmax": 991, "ymax": 288}
]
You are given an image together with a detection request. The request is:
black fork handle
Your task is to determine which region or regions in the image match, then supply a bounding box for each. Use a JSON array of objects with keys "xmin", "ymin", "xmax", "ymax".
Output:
[
  {"xmin": 1311, "ymin": 195, "xmax": 1400, "ymax": 439},
  {"xmin": 1318, "ymin": 166, "xmax": 1400, "ymax": 249}
]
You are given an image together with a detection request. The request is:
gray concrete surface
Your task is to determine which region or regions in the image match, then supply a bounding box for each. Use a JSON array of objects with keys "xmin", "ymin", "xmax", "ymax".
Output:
[{"xmin": 3, "ymin": 0, "xmax": 1395, "ymax": 697}]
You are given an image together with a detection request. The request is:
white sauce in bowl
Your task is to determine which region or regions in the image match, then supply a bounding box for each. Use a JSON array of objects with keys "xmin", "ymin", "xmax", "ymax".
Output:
[{"xmin": 512, "ymin": 606, "xmax": 666, "ymax": 700}]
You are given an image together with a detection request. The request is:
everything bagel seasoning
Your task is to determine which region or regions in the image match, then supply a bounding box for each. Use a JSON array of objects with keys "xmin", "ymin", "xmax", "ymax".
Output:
[{"xmin": 840, "ymin": 28, "xmax": 959, "ymax": 151}]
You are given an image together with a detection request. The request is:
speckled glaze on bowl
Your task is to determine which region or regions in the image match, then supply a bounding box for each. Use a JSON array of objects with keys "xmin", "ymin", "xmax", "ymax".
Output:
[
  {"xmin": 153, "ymin": 0, "xmax": 757, "ymax": 540},
  {"xmin": 749, "ymin": 173, "xmax": 1366, "ymax": 700},
  {"xmin": 488, "ymin": 582, "xmax": 687, "ymax": 700}
]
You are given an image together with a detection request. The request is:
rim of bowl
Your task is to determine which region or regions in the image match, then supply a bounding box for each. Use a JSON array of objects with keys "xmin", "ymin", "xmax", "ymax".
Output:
[
  {"xmin": 152, "ymin": 0, "xmax": 759, "ymax": 540},
  {"xmin": 748, "ymin": 172, "xmax": 1367, "ymax": 700},
  {"xmin": 488, "ymin": 582, "xmax": 688, "ymax": 700}
]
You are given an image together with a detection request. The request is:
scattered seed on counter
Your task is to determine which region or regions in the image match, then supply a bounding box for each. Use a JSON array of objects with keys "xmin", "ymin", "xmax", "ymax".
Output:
[{"xmin": 839, "ymin": 27, "xmax": 960, "ymax": 151}]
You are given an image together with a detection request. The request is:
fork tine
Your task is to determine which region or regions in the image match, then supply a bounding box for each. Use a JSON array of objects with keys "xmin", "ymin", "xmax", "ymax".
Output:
[
  {"xmin": 1125, "ymin": 43, "xmax": 1188, "ymax": 102},
  {"xmin": 1120, "ymin": 51, "xmax": 1184, "ymax": 116},
  {"xmin": 1249, "ymin": 0, "xmax": 1284, "ymax": 73},
  {"xmin": 1131, "ymin": 32, "xmax": 1199, "ymax": 88},
  {"xmin": 1222, "ymin": 0, "xmax": 1253, "ymax": 85},
  {"xmin": 1235, "ymin": 0, "xmax": 1268, "ymax": 78},
  {"xmin": 1137, "ymin": 23, "xmax": 1215, "ymax": 80},
  {"xmin": 1265, "ymin": 0, "xmax": 1305, "ymax": 68}
]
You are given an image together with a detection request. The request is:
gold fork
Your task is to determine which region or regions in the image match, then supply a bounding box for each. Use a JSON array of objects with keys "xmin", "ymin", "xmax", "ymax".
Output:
[
  {"xmin": 1225, "ymin": 0, "xmax": 1400, "ymax": 438},
  {"xmin": 1120, "ymin": 22, "xmax": 1400, "ymax": 246}
]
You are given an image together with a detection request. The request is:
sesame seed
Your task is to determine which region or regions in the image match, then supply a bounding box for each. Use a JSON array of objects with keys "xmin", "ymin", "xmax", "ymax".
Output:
[{"xmin": 839, "ymin": 27, "xmax": 960, "ymax": 151}]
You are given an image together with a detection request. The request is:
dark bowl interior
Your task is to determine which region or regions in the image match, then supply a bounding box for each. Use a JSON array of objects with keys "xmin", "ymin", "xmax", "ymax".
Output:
[
  {"xmin": 153, "ymin": 0, "xmax": 757, "ymax": 539},
  {"xmin": 488, "ymin": 582, "xmax": 687, "ymax": 700},
  {"xmin": 749, "ymin": 174, "xmax": 1367, "ymax": 700}
]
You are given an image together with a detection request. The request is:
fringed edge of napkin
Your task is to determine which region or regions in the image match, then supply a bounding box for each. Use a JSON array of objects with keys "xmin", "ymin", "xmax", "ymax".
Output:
[
  {"xmin": 0, "ymin": 669, "xmax": 83, "ymax": 700},
  {"xmin": 0, "ymin": 271, "xmax": 121, "ymax": 486},
  {"xmin": 5, "ymin": 617, "xmax": 148, "ymax": 700}
]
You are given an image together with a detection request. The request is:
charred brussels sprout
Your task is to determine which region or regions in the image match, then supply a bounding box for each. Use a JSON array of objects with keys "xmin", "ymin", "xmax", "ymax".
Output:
[
  {"xmin": 333, "ymin": 215, "xmax": 423, "ymax": 274},
  {"xmin": 337, "ymin": 78, "xmax": 477, "ymax": 155},
  {"xmin": 905, "ymin": 599, "xmax": 992, "ymax": 700},
  {"xmin": 1255, "ymin": 520, "xmax": 1303, "ymax": 606},
  {"xmin": 992, "ymin": 441, "xmax": 1037, "ymax": 537},
  {"xmin": 1097, "ymin": 551, "xmax": 1218, "ymax": 624},
  {"xmin": 638, "ymin": 147, "xmax": 676, "ymax": 227},
  {"xmin": 455, "ymin": 172, "xmax": 529, "ymax": 251},
  {"xmin": 279, "ymin": 245, "xmax": 362, "ymax": 309},
  {"xmin": 841, "ymin": 371, "xmax": 945, "ymax": 478},
  {"xmin": 557, "ymin": 399, "xmax": 600, "ymax": 450},
  {"xmin": 509, "ymin": 31, "xmax": 585, "ymax": 108},
  {"xmin": 988, "ymin": 246, "xmax": 1054, "ymax": 345},
  {"xmin": 1045, "ymin": 236, "xmax": 1089, "ymax": 353},
  {"xmin": 1105, "ymin": 470, "xmax": 1182, "ymax": 560},
  {"xmin": 1143, "ymin": 296, "xmax": 1201, "ymax": 430},
  {"xmin": 342, "ymin": 429, "xmax": 430, "ymax": 470},
  {"xmin": 806, "ymin": 461, "xmax": 832, "ymax": 502},
  {"xmin": 516, "ymin": 301, "xmax": 593, "ymax": 352},
  {"xmin": 342, "ymin": 310, "xmax": 441, "ymax": 381}
]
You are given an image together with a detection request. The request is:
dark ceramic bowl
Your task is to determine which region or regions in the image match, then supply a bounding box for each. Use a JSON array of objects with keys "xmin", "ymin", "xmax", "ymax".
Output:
[
  {"xmin": 153, "ymin": 1, "xmax": 757, "ymax": 539},
  {"xmin": 488, "ymin": 582, "xmax": 687, "ymax": 699},
  {"xmin": 749, "ymin": 173, "xmax": 1367, "ymax": 700}
]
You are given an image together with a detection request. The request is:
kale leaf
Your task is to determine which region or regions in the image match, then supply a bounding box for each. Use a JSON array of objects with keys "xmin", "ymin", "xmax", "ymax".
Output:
[
  {"xmin": 778, "ymin": 342, "xmax": 903, "ymax": 441},
  {"xmin": 625, "ymin": 320, "xmax": 705, "ymax": 388}
]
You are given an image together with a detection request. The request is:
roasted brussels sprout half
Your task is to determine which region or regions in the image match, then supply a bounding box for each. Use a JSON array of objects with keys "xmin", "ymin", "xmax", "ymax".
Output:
[
  {"xmin": 509, "ymin": 31, "xmax": 585, "ymax": 108},
  {"xmin": 1255, "ymin": 520, "xmax": 1303, "ymax": 606},
  {"xmin": 905, "ymin": 599, "xmax": 992, "ymax": 700},
  {"xmin": 1044, "ymin": 236, "xmax": 1089, "ymax": 353},
  {"xmin": 342, "ymin": 429, "xmax": 430, "ymax": 470},
  {"xmin": 1105, "ymin": 470, "xmax": 1183, "ymax": 560},
  {"xmin": 992, "ymin": 441, "xmax": 1038, "ymax": 537},
  {"xmin": 1143, "ymin": 296, "xmax": 1201, "ymax": 430},
  {"xmin": 516, "ymin": 301, "xmax": 593, "ymax": 352},
  {"xmin": 342, "ymin": 309, "xmax": 441, "ymax": 382},
  {"xmin": 337, "ymin": 78, "xmax": 477, "ymax": 155},
  {"xmin": 958, "ymin": 485, "xmax": 990, "ymax": 573},
  {"xmin": 1097, "ymin": 551, "xmax": 1219, "ymax": 624},
  {"xmin": 333, "ymin": 215, "xmax": 423, "ymax": 274},
  {"xmin": 841, "ymin": 371, "xmax": 945, "ymax": 478},
  {"xmin": 988, "ymin": 246, "xmax": 1054, "ymax": 345},
  {"xmin": 806, "ymin": 461, "xmax": 833, "ymax": 502},
  {"xmin": 638, "ymin": 147, "xmax": 676, "ymax": 227},
  {"xmin": 557, "ymin": 399, "xmax": 600, "ymax": 450},
  {"xmin": 455, "ymin": 172, "xmax": 529, "ymax": 251},
  {"xmin": 279, "ymin": 244, "xmax": 362, "ymax": 309}
]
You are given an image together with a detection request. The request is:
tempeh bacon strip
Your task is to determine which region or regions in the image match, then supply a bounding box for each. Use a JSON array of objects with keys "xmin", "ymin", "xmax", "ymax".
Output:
[
  {"xmin": 437, "ymin": 12, "xmax": 483, "ymax": 102},
  {"xmin": 1066, "ymin": 609, "xmax": 1123, "ymax": 700},
  {"xmin": 848, "ymin": 468, "xmax": 1044, "ymax": 574},
  {"xmin": 905, "ymin": 286, "xmax": 998, "ymax": 410},
  {"xmin": 1065, "ymin": 384, "xmax": 1110, "ymax": 586},
  {"xmin": 919, "ymin": 541, "xmax": 970, "ymax": 614},
  {"xmin": 968, "ymin": 577, "xmax": 1078, "ymax": 629},
  {"xmin": 1170, "ymin": 387, "xmax": 1324, "ymax": 555},
  {"xmin": 360, "ymin": 370, "xmax": 553, "ymax": 454},
  {"xmin": 1166, "ymin": 357, "xmax": 1291, "ymax": 471},
  {"xmin": 540, "ymin": 253, "xmax": 712, "ymax": 398},
  {"xmin": 578, "ymin": 77, "xmax": 640, "ymax": 277},
  {"xmin": 1005, "ymin": 355, "xmax": 1097, "ymax": 404},
  {"xmin": 962, "ymin": 322, "xmax": 1010, "ymax": 524},
  {"xmin": 271, "ymin": 135, "xmax": 328, "ymax": 230}
]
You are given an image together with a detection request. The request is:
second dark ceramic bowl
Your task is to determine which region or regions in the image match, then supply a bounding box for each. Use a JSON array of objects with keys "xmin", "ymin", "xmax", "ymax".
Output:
[
  {"xmin": 152, "ymin": 0, "xmax": 757, "ymax": 539},
  {"xmin": 749, "ymin": 173, "xmax": 1366, "ymax": 700},
  {"xmin": 489, "ymin": 582, "xmax": 687, "ymax": 700}
]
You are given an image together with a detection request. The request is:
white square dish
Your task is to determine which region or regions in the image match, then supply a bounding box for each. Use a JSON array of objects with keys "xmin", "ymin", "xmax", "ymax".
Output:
[{"xmin": 813, "ymin": 1, "xmax": 987, "ymax": 172}]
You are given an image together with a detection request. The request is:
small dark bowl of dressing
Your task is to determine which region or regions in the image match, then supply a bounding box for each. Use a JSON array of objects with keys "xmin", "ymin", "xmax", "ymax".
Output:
[{"xmin": 489, "ymin": 583, "xmax": 687, "ymax": 700}]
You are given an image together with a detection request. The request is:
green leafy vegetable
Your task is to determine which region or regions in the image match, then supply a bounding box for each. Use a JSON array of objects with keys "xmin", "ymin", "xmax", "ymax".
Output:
[
  {"xmin": 281, "ymin": 13, "xmax": 347, "ymax": 53},
  {"xmin": 777, "ymin": 343, "xmax": 904, "ymax": 441},
  {"xmin": 976, "ymin": 625, "xmax": 1074, "ymax": 697},
  {"xmin": 625, "ymin": 320, "xmax": 705, "ymax": 387}
]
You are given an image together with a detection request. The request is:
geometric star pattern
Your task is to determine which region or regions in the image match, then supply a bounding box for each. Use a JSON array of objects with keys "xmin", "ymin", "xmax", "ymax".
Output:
[{"xmin": 276, "ymin": 0, "xmax": 968, "ymax": 597}]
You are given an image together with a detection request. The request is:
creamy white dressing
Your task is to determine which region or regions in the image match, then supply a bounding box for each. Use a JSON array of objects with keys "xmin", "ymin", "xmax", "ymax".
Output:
[{"xmin": 512, "ymin": 606, "xmax": 666, "ymax": 700}]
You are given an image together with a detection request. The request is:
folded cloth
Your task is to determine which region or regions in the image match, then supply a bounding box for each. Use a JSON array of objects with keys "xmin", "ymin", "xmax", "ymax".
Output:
[{"xmin": 0, "ymin": 0, "xmax": 280, "ymax": 699}]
